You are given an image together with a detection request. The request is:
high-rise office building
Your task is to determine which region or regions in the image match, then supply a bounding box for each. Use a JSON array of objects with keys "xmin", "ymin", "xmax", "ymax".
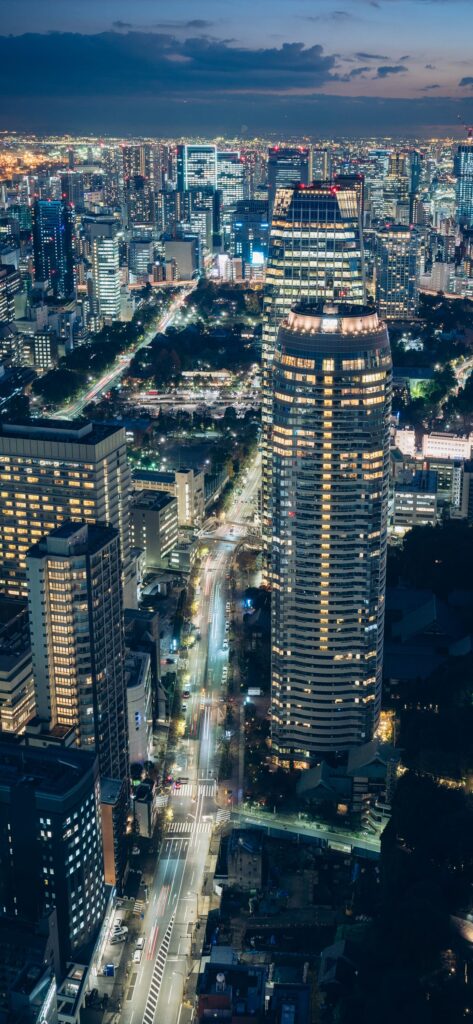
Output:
[
  {"xmin": 91, "ymin": 227, "xmax": 121, "ymax": 323},
  {"xmin": 261, "ymin": 182, "xmax": 365, "ymax": 556},
  {"xmin": 32, "ymin": 200, "xmax": 74, "ymax": 300},
  {"xmin": 382, "ymin": 152, "xmax": 410, "ymax": 220},
  {"xmin": 27, "ymin": 522, "xmax": 129, "ymax": 783},
  {"xmin": 0, "ymin": 418, "xmax": 133, "ymax": 601},
  {"xmin": 0, "ymin": 741, "xmax": 106, "ymax": 966},
  {"xmin": 231, "ymin": 199, "xmax": 270, "ymax": 271},
  {"xmin": 60, "ymin": 172, "xmax": 85, "ymax": 212},
  {"xmin": 270, "ymin": 303, "xmax": 392, "ymax": 766},
  {"xmin": 375, "ymin": 224, "xmax": 419, "ymax": 319},
  {"xmin": 217, "ymin": 151, "xmax": 245, "ymax": 210},
  {"xmin": 176, "ymin": 145, "xmax": 217, "ymax": 192},
  {"xmin": 240, "ymin": 148, "xmax": 266, "ymax": 198},
  {"xmin": 312, "ymin": 147, "xmax": 332, "ymax": 181},
  {"xmin": 267, "ymin": 146, "xmax": 312, "ymax": 213},
  {"xmin": 454, "ymin": 133, "xmax": 473, "ymax": 228},
  {"xmin": 0, "ymin": 265, "xmax": 20, "ymax": 323},
  {"xmin": 409, "ymin": 149, "xmax": 422, "ymax": 220},
  {"xmin": 334, "ymin": 172, "xmax": 365, "ymax": 223}
]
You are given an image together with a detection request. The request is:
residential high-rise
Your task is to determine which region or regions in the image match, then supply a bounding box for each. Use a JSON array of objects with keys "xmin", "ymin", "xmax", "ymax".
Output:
[
  {"xmin": 176, "ymin": 145, "xmax": 217, "ymax": 192},
  {"xmin": 0, "ymin": 741, "xmax": 106, "ymax": 967},
  {"xmin": 32, "ymin": 200, "xmax": 74, "ymax": 300},
  {"xmin": 102, "ymin": 146, "xmax": 122, "ymax": 208},
  {"xmin": 375, "ymin": 224, "xmax": 419, "ymax": 319},
  {"xmin": 267, "ymin": 146, "xmax": 312, "ymax": 213},
  {"xmin": 0, "ymin": 418, "xmax": 133, "ymax": 601},
  {"xmin": 270, "ymin": 303, "xmax": 392, "ymax": 767},
  {"xmin": 91, "ymin": 230, "xmax": 120, "ymax": 324},
  {"xmin": 27, "ymin": 522, "xmax": 129, "ymax": 783},
  {"xmin": 454, "ymin": 132, "xmax": 473, "ymax": 228},
  {"xmin": 261, "ymin": 182, "xmax": 366, "ymax": 557},
  {"xmin": 122, "ymin": 143, "xmax": 153, "ymax": 183},
  {"xmin": 125, "ymin": 175, "xmax": 155, "ymax": 227}
]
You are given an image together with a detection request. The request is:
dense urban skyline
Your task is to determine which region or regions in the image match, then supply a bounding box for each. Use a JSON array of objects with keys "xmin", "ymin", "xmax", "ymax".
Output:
[
  {"xmin": 1, "ymin": 0, "xmax": 473, "ymax": 133},
  {"xmin": 0, "ymin": 0, "xmax": 472, "ymax": 1009}
]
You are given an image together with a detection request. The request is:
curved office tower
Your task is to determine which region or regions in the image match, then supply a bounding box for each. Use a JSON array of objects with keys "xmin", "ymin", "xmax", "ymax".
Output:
[
  {"xmin": 262, "ymin": 183, "xmax": 365, "ymax": 562},
  {"xmin": 270, "ymin": 303, "xmax": 392, "ymax": 768}
]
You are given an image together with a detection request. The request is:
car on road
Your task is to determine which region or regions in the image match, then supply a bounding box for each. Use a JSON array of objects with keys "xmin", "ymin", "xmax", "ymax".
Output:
[
  {"xmin": 133, "ymin": 949, "xmax": 142, "ymax": 964},
  {"xmin": 181, "ymin": 704, "xmax": 187, "ymax": 712},
  {"xmin": 111, "ymin": 934, "xmax": 126, "ymax": 945},
  {"xmin": 223, "ymin": 639, "xmax": 228, "ymax": 650},
  {"xmin": 182, "ymin": 690, "xmax": 191, "ymax": 699},
  {"xmin": 135, "ymin": 936, "xmax": 145, "ymax": 950}
]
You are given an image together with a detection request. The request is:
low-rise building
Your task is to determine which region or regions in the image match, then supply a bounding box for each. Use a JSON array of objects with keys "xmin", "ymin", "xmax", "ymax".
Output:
[
  {"xmin": 392, "ymin": 470, "xmax": 438, "ymax": 534},
  {"xmin": 0, "ymin": 914, "xmax": 60, "ymax": 1024},
  {"xmin": 227, "ymin": 829, "xmax": 263, "ymax": 890},
  {"xmin": 130, "ymin": 491, "xmax": 178, "ymax": 570},
  {"xmin": 196, "ymin": 948, "xmax": 266, "ymax": 1024},
  {"xmin": 133, "ymin": 467, "xmax": 205, "ymax": 528},
  {"xmin": 133, "ymin": 778, "xmax": 157, "ymax": 838},
  {"xmin": 459, "ymin": 460, "xmax": 473, "ymax": 523},
  {"xmin": 126, "ymin": 650, "xmax": 153, "ymax": 765},
  {"xmin": 100, "ymin": 777, "xmax": 129, "ymax": 895},
  {"xmin": 393, "ymin": 427, "xmax": 416, "ymax": 457},
  {"xmin": 422, "ymin": 431, "xmax": 473, "ymax": 461}
]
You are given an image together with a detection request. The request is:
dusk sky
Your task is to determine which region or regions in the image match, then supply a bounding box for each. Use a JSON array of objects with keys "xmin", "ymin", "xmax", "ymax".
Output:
[{"xmin": 1, "ymin": 0, "xmax": 473, "ymax": 135}]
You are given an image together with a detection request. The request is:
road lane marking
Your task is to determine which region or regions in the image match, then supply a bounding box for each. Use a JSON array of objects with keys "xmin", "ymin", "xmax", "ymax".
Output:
[{"xmin": 141, "ymin": 914, "xmax": 175, "ymax": 1024}]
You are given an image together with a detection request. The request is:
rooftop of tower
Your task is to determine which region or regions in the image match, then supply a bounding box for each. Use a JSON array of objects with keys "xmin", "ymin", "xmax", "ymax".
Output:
[
  {"xmin": 0, "ymin": 417, "xmax": 125, "ymax": 447},
  {"xmin": 287, "ymin": 302, "xmax": 382, "ymax": 336},
  {"xmin": 277, "ymin": 302, "xmax": 391, "ymax": 358}
]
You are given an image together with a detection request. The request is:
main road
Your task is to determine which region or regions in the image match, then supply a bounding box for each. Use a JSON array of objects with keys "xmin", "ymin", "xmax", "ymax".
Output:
[
  {"xmin": 58, "ymin": 283, "xmax": 196, "ymax": 420},
  {"xmin": 120, "ymin": 455, "xmax": 261, "ymax": 1024}
]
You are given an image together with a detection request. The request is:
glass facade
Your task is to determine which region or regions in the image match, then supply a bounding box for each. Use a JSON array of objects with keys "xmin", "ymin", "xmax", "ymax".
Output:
[
  {"xmin": 455, "ymin": 140, "xmax": 473, "ymax": 228},
  {"xmin": 262, "ymin": 183, "xmax": 366, "ymax": 560}
]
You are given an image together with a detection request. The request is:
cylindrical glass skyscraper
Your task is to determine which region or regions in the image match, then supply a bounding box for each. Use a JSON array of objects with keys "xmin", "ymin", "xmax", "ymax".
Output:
[{"xmin": 270, "ymin": 303, "xmax": 392, "ymax": 768}]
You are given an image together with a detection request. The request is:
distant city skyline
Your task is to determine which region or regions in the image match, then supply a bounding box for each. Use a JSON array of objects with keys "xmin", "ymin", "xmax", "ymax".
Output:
[{"xmin": 0, "ymin": 0, "xmax": 473, "ymax": 134}]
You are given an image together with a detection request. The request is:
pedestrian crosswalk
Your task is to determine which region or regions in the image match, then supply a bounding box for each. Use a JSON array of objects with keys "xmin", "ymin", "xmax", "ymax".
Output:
[
  {"xmin": 172, "ymin": 783, "xmax": 194, "ymax": 797},
  {"xmin": 143, "ymin": 913, "xmax": 174, "ymax": 1024},
  {"xmin": 216, "ymin": 808, "xmax": 231, "ymax": 826},
  {"xmin": 165, "ymin": 820, "xmax": 212, "ymax": 836},
  {"xmin": 172, "ymin": 782, "xmax": 216, "ymax": 798}
]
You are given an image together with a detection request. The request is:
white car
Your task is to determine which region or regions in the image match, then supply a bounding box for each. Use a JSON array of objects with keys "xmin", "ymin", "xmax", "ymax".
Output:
[
  {"xmin": 133, "ymin": 949, "xmax": 142, "ymax": 964},
  {"xmin": 136, "ymin": 936, "xmax": 145, "ymax": 950}
]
